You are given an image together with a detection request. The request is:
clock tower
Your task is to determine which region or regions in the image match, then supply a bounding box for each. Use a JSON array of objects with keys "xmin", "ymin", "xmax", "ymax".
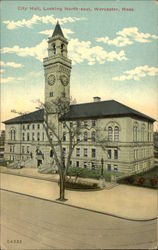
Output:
[{"xmin": 43, "ymin": 21, "xmax": 72, "ymax": 105}]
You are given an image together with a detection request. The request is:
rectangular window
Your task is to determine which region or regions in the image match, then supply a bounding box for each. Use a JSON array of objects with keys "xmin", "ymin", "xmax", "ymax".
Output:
[
  {"xmin": 42, "ymin": 132, "xmax": 44, "ymax": 141},
  {"xmin": 37, "ymin": 132, "xmax": 40, "ymax": 141},
  {"xmin": 107, "ymin": 164, "xmax": 111, "ymax": 171},
  {"xmin": 10, "ymin": 145, "xmax": 12, "ymax": 152},
  {"xmin": 63, "ymin": 147, "xmax": 66, "ymax": 156},
  {"xmin": 23, "ymin": 125, "xmax": 25, "ymax": 130},
  {"xmin": 92, "ymin": 120, "xmax": 96, "ymax": 127},
  {"xmin": 49, "ymin": 92, "xmax": 53, "ymax": 97},
  {"xmin": 107, "ymin": 149, "xmax": 112, "ymax": 159},
  {"xmin": 114, "ymin": 149, "xmax": 118, "ymax": 159},
  {"xmin": 22, "ymin": 133, "xmax": 25, "ymax": 141},
  {"xmin": 76, "ymin": 148, "xmax": 80, "ymax": 157},
  {"xmin": 92, "ymin": 149, "xmax": 96, "ymax": 158},
  {"xmin": 91, "ymin": 162, "xmax": 96, "ymax": 170},
  {"xmin": 32, "ymin": 124, "xmax": 35, "ymax": 129},
  {"xmin": 27, "ymin": 124, "xmax": 30, "ymax": 130},
  {"xmin": 27, "ymin": 146, "xmax": 29, "ymax": 154},
  {"xmin": 63, "ymin": 132, "xmax": 66, "ymax": 142},
  {"xmin": 84, "ymin": 162, "xmax": 88, "ymax": 168},
  {"xmin": 84, "ymin": 148, "xmax": 88, "ymax": 157},
  {"xmin": 114, "ymin": 165, "xmax": 118, "ymax": 171},
  {"xmin": 27, "ymin": 133, "xmax": 30, "ymax": 141},
  {"xmin": 32, "ymin": 132, "xmax": 35, "ymax": 141},
  {"xmin": 84, "ymin": 120, "xmax": 88, "ymax": 128},
  {"xmin": 76, "ymin": 161, "xmax": 80, "ymax": 167},
  {"xmin": 37, "ymin": 124, "xmax": 40, "ymax": 129},
  {"xmin": 22, "ymin": 146, "xmax": 25, "ymax": 154}
]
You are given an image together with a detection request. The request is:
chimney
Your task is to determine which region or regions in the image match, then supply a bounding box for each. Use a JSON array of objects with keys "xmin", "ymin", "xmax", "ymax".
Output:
[{"xmin": 93, "ymin": 96, "xmax": 101, "ymax": 102}]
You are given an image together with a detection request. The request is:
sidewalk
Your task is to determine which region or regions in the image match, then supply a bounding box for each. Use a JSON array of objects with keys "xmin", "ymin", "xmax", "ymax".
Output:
[{"xmin": 0, "ymin": 167, "xmax": 157, "ymax": 221}]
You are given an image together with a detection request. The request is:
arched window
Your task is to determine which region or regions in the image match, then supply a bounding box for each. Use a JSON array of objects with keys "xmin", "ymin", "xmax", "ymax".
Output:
[
  {"xmin": 84, "ymin": 131, "xmax": 88, "ymax": 141},
  {"xmin": 10, "ymin": 129, "xmax": 16, "ymax": 141},
  {"xmin": 61, "ymin": 43, "xmax": 64, "ymax": 55},
  {"xmin": 141, "ymin": 125, "xmax": 145, "ymax": 141},
  {"xmin": 108, "ymin": 127, "xmax": 113, "ymax": 141},
  {"xmin": 133, "ymin": 123, "xmax": 139, "ymax": 142},
  {"xmin": 50, "ymin": 149, "xmax": 53, "ymax": 157},
  {"xmin": 91, "ymin": 131, "xmax": 96, "ymax": 142},
  {"xmin": 114, "ymin": 126, "xmax": 119, "ymax": 142},
  {"xmin": 53, "ymin": 43, "xmax": 56, "ymax": 55},
  {"xmin": 63, "ymin": 132, "xmax": 66, "ymax": 142}
]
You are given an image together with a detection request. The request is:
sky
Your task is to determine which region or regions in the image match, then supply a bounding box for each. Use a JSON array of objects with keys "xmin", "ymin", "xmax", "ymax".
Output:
[{"xmin": 1, "ymin": 0, "xmax": 158, "ymax": 131}]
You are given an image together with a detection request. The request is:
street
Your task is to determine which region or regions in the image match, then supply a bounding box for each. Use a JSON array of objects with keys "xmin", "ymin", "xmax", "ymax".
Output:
[{"xmin": 1, "ymin": 189, "xmax": 157, "ymax": 249}]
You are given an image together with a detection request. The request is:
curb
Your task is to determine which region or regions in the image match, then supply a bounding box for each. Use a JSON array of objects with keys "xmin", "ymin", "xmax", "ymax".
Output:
[{"xmin": 1, "ymin": 188, "xmax": 157, "ymax": 222}]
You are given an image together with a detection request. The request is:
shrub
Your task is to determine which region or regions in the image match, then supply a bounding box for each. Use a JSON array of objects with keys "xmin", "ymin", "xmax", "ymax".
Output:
[
  {"xmin": 150, "ymin": 178, "xmax": 158, "ymax": 187},
  {"xmin": 136, "ymin": 177, "xmax": 145, "ymax": 185}
]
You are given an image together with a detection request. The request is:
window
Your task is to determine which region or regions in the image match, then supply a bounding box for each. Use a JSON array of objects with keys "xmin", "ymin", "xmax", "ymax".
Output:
[
  {"xmin": 70, "ymin": 121, "xmax": 73, "ymax": 127},
  {"xmin": 84, "ymin": 120, "xmax": 88, "ymax": 128},
  {"xmin": 84, "ymin": 148, "xmax": 88, "ymax": 157},
  {"xmin": 10, "ymin": 145, "xmax": 12, "ymax": 152},
  {"xmin": 50, "ymin": 149, "xmax": 53, "ymax": 157},
  {"xmin": 63, "ymin": 147, "xmax": 66, "ymax": 156},
  {"xmin": 77, "ymin": 133, "xmax": 81, "ymax": 142},
  {"xmin": 22, "ymin": 146, "xmax": 25, "ymax": 154},
  {"xmin": 27, "ymin": 146, "xmax": 29, "ymax": 154},
  {"xmin": 11, "ymin": 129, "xmax": 16, "ymax": 140},
  {"xmin": 84, "ymin": 162, "xmax": 88, "ymax": 168},
  {"xmin": 114, "ymin": 149, "xmax": 118, "ymax": 159},
  {"xmin": 32, "ymin": 124, "xmax": 35, "ymax": 129},
  {"xmin": 107, "ymin": 164, "xmax": 111, "ymax": 171},
  {"xmin": 53, "ymin": 43, "xmax": 56, "ymax": 55},
  {"xmin": 70, "ymin": 161, "xmax": 72, "ymax": 166},
  {"xmin": 22, "ymin": 133, "xmax": 25, "ymax": 141},
  {"xmin": 42, "ymin": 132, "xmax": 44, "ymax": 141},
  {"xmin": 37, "ymin": 124, "xmax": 40, "ymax": 129},
  {"xmin": 49, "ymin": 92, "xmax": 53, "ymax": 97},
  {"xmin": 108, "ymin": 127, "xmax": 113, "ymax": 141},
  {"xmin": 91, "ymin": 149, "xmax": 96, "ymax": 158},
  {"xmin": 49, "ymin": 132, "xmax": 53, "ymax": 142},
  {"xmin": 27, "ymin": 132, "xmax": 30, "ymax": 141},
  {"xmin": 114, "ymin": 126, "xmax": 119, "ymax": 142},
  {"xmin": 114, "ymin": 165, "xmax": 118, "ymax": 171},
  {"xmin": 91, "ymin": 131, "xmax": 96, "ymax": 142},
  {"xmin": 133, "ymin": 124, "xmax": 139, "ymax": 142},
  {"xmin": 92, "ymin": 120, "xmax": 96, "ymax": 127},
  {"xmin": 27, "ymin": 124, "xmax": 30, "ymax": 130},
  {"xmin": 61, "ymin": 43, "xmax": 64, "ymax": 55},
  {"xmin": 91, "ymin": 162, "xmax": 96, "ymax": 170},
  {"xmin": 32, "ymin": 132, "xmax": 35, "ymax": 141},
  {"xmin": 23, "ymin": 125, "xmax": 25, "ymax": 130},
  {"xmin": 63, "ymin": 132, "xmax": 66, "ymax": 142},
  {"xmin": 107, "ymin": 149, "xmax": 112, "ymax": 159},
  {"xmin": 134, "ymin": 149, "xmax": 138, "ymax": 160},
  {"xmin": 37, "ymin": 132, "xmax": 40, "ymax": 141},
  {"xmin": 84, "ymin": 131, "xmax": 88, "ymax": 141},
  {"xmin": 76, "ymin": 161, "xmax": 80, "ymax": 167},
  {"xmin": 63, "ymin": 122, "xmax": 66, "ymax": 128},
  {"xmin": 141, "ymin": 125, "xmax": 145, "ymax": 141},
  {"xmin": 76, "ymin": 148, "xmax": 80, "ymax": 157}
]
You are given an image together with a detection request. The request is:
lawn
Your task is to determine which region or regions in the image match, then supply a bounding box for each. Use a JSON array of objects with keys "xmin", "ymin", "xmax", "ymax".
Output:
[{"xmin": 118, "ymin": 165, "xmax": 158, "ymax": 189}]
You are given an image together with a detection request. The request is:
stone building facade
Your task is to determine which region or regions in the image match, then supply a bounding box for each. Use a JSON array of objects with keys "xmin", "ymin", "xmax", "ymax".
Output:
[{"xmin": 4, "ymin": 22, "xmax": 155, "ymax": 173}]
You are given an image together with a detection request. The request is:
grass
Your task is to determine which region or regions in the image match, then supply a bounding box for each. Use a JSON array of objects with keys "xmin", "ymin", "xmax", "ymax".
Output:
[
  {"xmin": 66, "ymin": 166, "xmax": 123, "ymax": 182},
  {"xmin": 118, "ymin": 165, "xmax": 158, "ymax": 189}
]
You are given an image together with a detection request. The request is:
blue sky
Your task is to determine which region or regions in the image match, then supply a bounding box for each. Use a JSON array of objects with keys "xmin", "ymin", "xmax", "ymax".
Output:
[{"xmin": 1, "ymin": 0, "xmax": 158, "ymax": 130}]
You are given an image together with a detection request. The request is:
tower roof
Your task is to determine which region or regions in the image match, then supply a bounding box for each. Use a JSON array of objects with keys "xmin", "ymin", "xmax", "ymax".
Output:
[{"xmin": 52, "ymin": 21, "xmax": 64, "ymax": 38}]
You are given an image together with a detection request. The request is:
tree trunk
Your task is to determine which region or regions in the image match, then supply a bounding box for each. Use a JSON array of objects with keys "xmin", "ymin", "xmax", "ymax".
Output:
[{"xmin": 59, "ymin": 171, "xmax": 66, "ymax": 201}]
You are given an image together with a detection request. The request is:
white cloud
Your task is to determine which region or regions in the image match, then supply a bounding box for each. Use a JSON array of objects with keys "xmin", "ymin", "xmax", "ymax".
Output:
[
  {"xmin": 0, "ymin": 61, "xmax": 23, "ymax": 68},
  {"xmin": 1, "ymin": 76, "xmax": 24, "ymax": 84},
  {"xmin": 1, "ymin": 38, "xmax": 127, "ymax": 65},
  {"xmin": 112, "ymin": 65, "xmax": 158, "ymax": 81},
  {"xmin": 39, "ymin": 28, "xmax": 74, "ymax": 38},
  {"xmin": 96, "ymin": 27, "xmax": 158, "ymax": 47},
  {"xmin": 69, "ymin": 39, "xmax": 127, "ymax": 65},
  {"xmin": 3, "ymin": 14, "xmax": 86, "ymax": 30},
  {"xmin": 1, "ymin": 39, "xmax": 48, "ymax": 62}
]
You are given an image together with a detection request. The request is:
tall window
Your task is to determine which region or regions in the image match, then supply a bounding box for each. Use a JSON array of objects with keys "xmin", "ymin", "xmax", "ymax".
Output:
[
  {"xmin": 84, "ymin": 148, "xmax": 88, "ymax": 157},
  {"xmin": 37, "ymin": 132, "xmax": 40, "ymax": 141},
  {"xmin": 133, "ymin": 124, "xmax": 139, "ymax": 142},
  {"xmin": 10, "ymin": 129, "xmax": 16, "ymax": 140},
  {"xmin": 107, "ymin": 149, "xmax": 112, "ymax": 159},
  {"xmin": 114, "ymin": 126, "xmax": 119, "ymax": 142},
  {"xmin": 84, "ymin": 131, "xmax": 88, "ymax": 141},
  {"xmin": 77, "ymin": 133, "xmax": 81, "ymax": 142},
  {"xmin": 22, "ymin": 133, "xmax": 25, "ymax": 141},
  {"xmin": 63, "ymin": 132, "xmax": 66, "ymax": 142},
  {"xmin": 91, "ymin": 149, "xmax": 96, "ymax": 158},
  {"xmin": 108, "ymin": 127, "xmax": 113, "ymax": 141},
  {"xmin": 84, "ymin": 120, "xmax": 88, "ymax": 128},
  {"xmin": 61, "ymin": 44, "xmax": 64, "ymax": 55},
  {"xmin": 76, "ymin": 148, "xmax": 80, "ymax": 157},
  {"xmin": 32, "ymin": 132, "xmax": 35, "ymax": 141},
  {"xmin": 114, "ymin": 149, "xmax": 118, "ymax": 159},
  {"xmin": 92, "ymin": 120, "xmax": 96, "ymax": 127},
  {"xmin": 91, "ymin": 131, "xmax": 96, "ymax": 142},
  {"xmin": 27, "ymin": 146, "xmax": 29, "ymax": 154},
  {"xmin": 53, "ymin": 43, "xmax": 56, "ymax": 55},
  {"xmin": 141, "ymin": 125, "xmax": 145, "ymax": 141},
  {"xmin": 50, "ymin": 149, "xmax": 53, "ymax": 157},
  {"xmin": 27, "ymin": 132, "xmax": 30, "ymax": 141}
]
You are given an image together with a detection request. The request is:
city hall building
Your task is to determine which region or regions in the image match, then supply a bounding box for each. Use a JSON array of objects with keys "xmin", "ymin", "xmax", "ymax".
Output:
[{"xmin": 4, "ymin": 22, "xmax": 155, "ymax": 173}]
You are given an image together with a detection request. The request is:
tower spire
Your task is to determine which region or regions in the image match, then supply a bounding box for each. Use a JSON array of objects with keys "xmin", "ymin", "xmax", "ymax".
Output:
[{"xmin": 52, "ymin": 21, "xmax": 64, "ymax": 38}]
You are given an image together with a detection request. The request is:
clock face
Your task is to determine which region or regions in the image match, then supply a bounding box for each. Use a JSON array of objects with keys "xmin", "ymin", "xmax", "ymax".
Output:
[
  {"xmin": 60, "ymin": 75, "xmax": 69, "ymax": 86},
  {"xmin": 48, "ymin": 74, "xmax": 55, "ymax": 85}
]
